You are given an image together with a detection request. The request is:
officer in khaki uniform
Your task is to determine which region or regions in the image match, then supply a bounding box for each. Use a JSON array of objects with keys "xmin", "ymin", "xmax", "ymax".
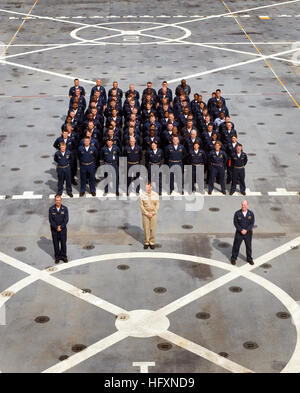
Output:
[{"xmin": 139, "ymin": 183, "xmax": 160, "ymax": 250}]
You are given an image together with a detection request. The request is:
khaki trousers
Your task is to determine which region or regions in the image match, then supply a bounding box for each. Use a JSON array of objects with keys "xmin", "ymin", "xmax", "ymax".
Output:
[{"xmin": 142, "ymin": 214, "xmax": 157, "ymax": 245}]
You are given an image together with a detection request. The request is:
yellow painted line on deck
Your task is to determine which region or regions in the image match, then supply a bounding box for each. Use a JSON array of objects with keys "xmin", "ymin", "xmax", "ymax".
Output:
[{"xmin": 222, "ymin": 0, "xmax": 300, "ymax": 109}]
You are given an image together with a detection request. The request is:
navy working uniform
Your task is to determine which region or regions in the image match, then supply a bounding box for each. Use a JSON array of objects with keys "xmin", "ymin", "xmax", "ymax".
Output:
[
  {"xmin": 190, "ymin": 148, "xmax": 207, "ymax": 192},
  {"xmin": 90, "ymin": 85, "xmax": 107, "ymax": 104},
  {"xmin": 53, "ymin": 135, "xmax": 78, "ymax": 183},
  {"xmin": 108, "ymin": 87, "xmax": 123, "ymax": 99},
  {"xmin": 208, "ymin": 149, "xmax": 227, "ymax": 194},
  {"xmin": 78, "ymin": 145, "xmax": 98, "ymax": 194},
  {"xmin": 231, "ymin": 209, "xmax": 255, "ymax": 262},
  {"xmin": 54, "ymin": 150, "xmax": 72, "ymax": 196},
  {"xmin": 69, "ymin": 85, "xmax": 85, "ymax": 97},
  {"xmin": 146, "ymin": 147, "xmax": 164, "ymax": 192},
  {"xmin": 231, "ymin": 151, "xmax": 248, "ymax": 194},
  {"xmin": 165, "ymin": 144, "xmax": 185, "ymax": 192},
  {"xmin": 100, "ymin": 145, "xmax": 121, "ymax": 193},
  {"xmin": 49, "ymin": 204, "xmax": 69, "ymax": 261},
  {"xmin": 125, "ymin": 145, "xmax": 143, "ymax": 192}
]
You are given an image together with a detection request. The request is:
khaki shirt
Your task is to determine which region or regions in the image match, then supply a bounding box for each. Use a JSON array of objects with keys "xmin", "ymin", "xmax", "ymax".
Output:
[{"xmin": 139, "ymin": 191, "xmax": 160, "ymax": 216}]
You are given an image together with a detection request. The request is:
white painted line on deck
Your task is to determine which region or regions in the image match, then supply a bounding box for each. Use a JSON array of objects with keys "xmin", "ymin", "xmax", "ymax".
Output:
[
  {"xmin": 156, "ymin": 237, "xmax": 300, "ymax": 317},
  {"xmin": 268, "ymin": 188, "xmax": 299, "ymax": 196},
  {"xmin": 0, "ymin": 188, "xmax": 300, "ymax": 201},
  {"xmin": 49, "ymin": 193, "xmax": 80, "ymax": 199},
  {"xmin": 243, "ymin": 271, "xmax": 300, "ymax": 373},
  {"xmin": 1, "ymin": 247, "xmax": 300, "ymax": 373},
  {"xmin": 0, "ymin": 252, "xmax": 41, "ymax": 276},
  {"xmin": 42, "ymin": 331, "xmax": 129, "ymax": 373},
  {"xmin": 12, "ymin": 191, "xmax": 43, "ymax": 200},
  {"xmin": 0, "ymin": 252, "xmax": 127, "ymax": 324},
  {"xmin": 0, "ymin": 275, "xmax": 39, "ymax": 309},
  {"xmin": 167, "ymin": 47, "xmax": 300, "ymax": 83},
  {"xmin": 221, "ymin": 0, "xmax": 300, "ymax": 109},
  {"xmin": 3, "ymin": 14, "xmax": 300, "ymax": 20},
  {"xmin": 0, "ymin": 9, "xmax": 122, "ymax": 35},
  {"xmin": 171, "ymin": 0, "xmax": 300, "ymax": 27},
  {"xmin": 3, "ymin": 41, "xmax": 295, "ymax": 46},
  {"xmin": 3, "ymin": 30, "xmax": 122, "ymax": 61},
  {"xmin": 3, "ymin": 42, "xmax": 88, "ymax": 60},
  {"xmin": 204, "ymin": 188, "xmax": 262, "ymax": 196},
  {"xmin": 158, "ymin": 38, "xmax": 259, "ymax": 58},
  {"xmin": 245, "ymin": 188, "xmax": 262, "ymax": 196},
  {"xmin": 0, "ymin": 59, "xmax": 95, "ymax": 85},
  {"xmin": 160, "ymin": 331, "xmax": 254, "ymax": 373},
  {"xmin": 271, "ymin": 55, "xmax": 300, "ymax": 65},
  {"xmin": 0, "ymin": 0, "xmax": 40, "ymax": 58},
  {"xmin": 157, "ymin": 270, "xmax": 241, "ymax": 317},
  {"xmin": 43, "ymin": 273, "xmax": 127, "ymax": 315},
  {"xmin": 132, "ymin": 362, "xmax": 156, "ymax": 373},
  {"xmin": 0, "ymin": 251, "xmax": 128, "ymax": 318}
]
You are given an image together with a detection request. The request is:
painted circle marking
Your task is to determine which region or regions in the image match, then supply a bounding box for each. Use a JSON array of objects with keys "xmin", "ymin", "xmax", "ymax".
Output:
[
  {"xmin": 70, "ymin": 22, "xmax": 191, "ymax": 45},
  {"xmin": 1, "ymin": 251, "xmax": 299, "ymax": 373},
  {"xmin": 115, "ymin": 309, "xmax": 170, "ymax": 338}
]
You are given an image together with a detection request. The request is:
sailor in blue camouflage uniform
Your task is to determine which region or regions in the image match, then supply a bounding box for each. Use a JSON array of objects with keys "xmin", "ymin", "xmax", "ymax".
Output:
[
  {"xmin": 78, "ymin": 136, "xmax": 98, "ymax": 197},
  {"xmin": 54, "ymin": 141, "xmax": 73, "ymax": 198},
  {"xmin": 100, "ymin": 139, "xmax": 121, "ymax": 194},
  {"xmin": 208, "ymin": 141, "xmax": 227, "ymax": 195},
  {"xmin": 230, "ymin": 143, "xmax": 248, "ymax": 196},
  {"xmin": 231, "ymin": 200, "xmax": 255, "ymax": 265},
  {"xmin": 48, "ymin": 194, "xmax": 69, "ymax": 264}
]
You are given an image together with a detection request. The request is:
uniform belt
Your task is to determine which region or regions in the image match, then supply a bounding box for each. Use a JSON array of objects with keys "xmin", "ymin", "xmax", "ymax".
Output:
[
  {"xmin": 81, "ymin": 161, "xmax": 94, "ymax": 166},
  {"xmin": 104, "ymin": 162, "xmax": 117, "ymax": 165},
  {"xmin": 192, "ymin": 163, "xmax": 204, "ymax": 166},
  {"xmin": 234, "ymin": 166, "xmax": 244, "ymax": 169},
  {"xmin": 150, "ymin": 162, "xmax": 160, "ymax": 165},
  {"xmin": 128, "ymin": 161, "xmax": 139, "ymax": 165},
  {"xmin": 169, "ymin": 160, "xmax": 181, "ymax": 163},
  {"xmin": 57, "ymin": 165, "xmax": 69, "ymax": 169},
  {"xmin": 212, "ymin": 163, "xmax": 223, "ymax": 167}
]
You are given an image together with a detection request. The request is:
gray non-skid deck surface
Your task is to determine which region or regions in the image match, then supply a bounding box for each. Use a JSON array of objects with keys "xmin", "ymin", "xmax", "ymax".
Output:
[{"xmin": 0, "ymin": 0, "xmax": 300, "ymax": 373}]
